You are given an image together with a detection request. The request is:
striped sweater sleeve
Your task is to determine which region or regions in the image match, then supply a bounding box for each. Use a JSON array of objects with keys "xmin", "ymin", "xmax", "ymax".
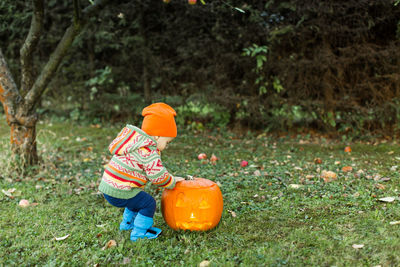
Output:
[{"xmin": 141, "ymin": 150, "xmax": 176, "ymax": 189}]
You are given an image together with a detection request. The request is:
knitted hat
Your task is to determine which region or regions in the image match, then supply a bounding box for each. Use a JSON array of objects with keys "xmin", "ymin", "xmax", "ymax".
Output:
[{"xmin": 141, "ymin": 103, "xmax": 177, "ymax": 137}]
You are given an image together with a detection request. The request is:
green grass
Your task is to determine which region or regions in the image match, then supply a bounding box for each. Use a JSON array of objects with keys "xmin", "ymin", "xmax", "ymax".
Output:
[{"xmin": 1, "ymin": 116, "xmax": 400, "ymax": 266}]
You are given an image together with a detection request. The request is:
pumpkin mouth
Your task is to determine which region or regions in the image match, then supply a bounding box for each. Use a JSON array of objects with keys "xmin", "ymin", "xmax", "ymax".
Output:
[{"xmin": 176, "ymin": 221, "xmax": 213, "ymax": 230}]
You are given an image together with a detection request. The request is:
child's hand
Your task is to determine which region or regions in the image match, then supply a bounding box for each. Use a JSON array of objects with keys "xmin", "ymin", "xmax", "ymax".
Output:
[{"xmin": 174, "ymin": 177, "xmax": 185, "ymax": 182}]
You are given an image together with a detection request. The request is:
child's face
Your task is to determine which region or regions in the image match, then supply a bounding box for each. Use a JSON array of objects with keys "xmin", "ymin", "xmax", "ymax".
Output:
[{"xmin": 155, "ymin": 136, "xmax": 175, "ymax": 151}]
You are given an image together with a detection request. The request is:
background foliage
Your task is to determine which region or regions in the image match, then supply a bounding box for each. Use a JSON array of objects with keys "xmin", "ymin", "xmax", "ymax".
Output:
[{"xmin": 1, "ymin": 0, "xmax": 400, "ymax": 136}]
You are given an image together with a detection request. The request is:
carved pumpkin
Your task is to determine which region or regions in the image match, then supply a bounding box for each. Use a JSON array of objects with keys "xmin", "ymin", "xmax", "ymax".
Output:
[{"xmin": 161, "ymin": 178, "xmax": 223, "ymax": 231}]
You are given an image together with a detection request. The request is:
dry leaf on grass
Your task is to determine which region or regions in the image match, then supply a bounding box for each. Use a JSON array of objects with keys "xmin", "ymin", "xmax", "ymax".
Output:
[
  {"xmin": 210, "ymin": 154, "xmax": 218, "ymax": 164},
  {"xmin": 379, "ymin": 197, "xmax": 396, "ymax": 203},
  {"xmin": 122, "ymin": 257, "xmax": 131, "ymax": 264},
  {"xmin": 253, "ymin": 170, "xmax": 261, "ymax": 176},
  {"xmin": 289, "ymin": 184, "xmax": 303, "ymax": 189},
  {"xmin": 55, "ymin": 234, "xmax": 70, "ymax": 241},
  {"xmin": 2, "ymin": 188, "xmax": 16, "ymax": 197},
  {"xmin": 342, "ymin": 166, "xmax": 353, "ymax": 172},
  {"xmin": 199, "ymin": 260, "xmax": 211, "ymax": 267},
  {"xmin": 374, "ymin": 184, "xmax": 386, "ymax": 190},
  {"xmin": 321, "ymin": 170, "xmax": 337, "ymax": 182},
  {"xmin": 2, "ymin": 188, "xmax": 21, "ymax": 199},
  {"xmin": 389, "ymin": 221, "xmax": 400, "ymax": 225},
  {"xmin": 352, "ymin": 244, "xmax": 364, "ymax": 249},
  {"xmin": 314, "ymin": 158, "xmax": 322, "ymax": 164},
  {"xmin": 228, "ymin": 210, "xmax": 237, "ymax": 217},
  {"xmin": 102, "ymin": 240, "xmax": 117, "ymax": 250}
]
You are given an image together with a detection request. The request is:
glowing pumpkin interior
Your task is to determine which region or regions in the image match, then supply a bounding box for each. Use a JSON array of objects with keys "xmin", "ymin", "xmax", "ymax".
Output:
[{"xmin": 161, "ymin": 178, "xmax": 223, "ymax": 231}]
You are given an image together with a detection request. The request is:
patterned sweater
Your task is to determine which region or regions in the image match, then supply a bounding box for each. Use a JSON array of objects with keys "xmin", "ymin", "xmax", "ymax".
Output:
[{"xmin": 98, "ymin": 125, "xmax": 176, "ymax": 199}]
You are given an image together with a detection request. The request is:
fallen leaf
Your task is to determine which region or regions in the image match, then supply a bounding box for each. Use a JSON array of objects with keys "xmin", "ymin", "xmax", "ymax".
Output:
[
  {"xmin": 321, "ymin": 170, "xmax": 337, "ymax": 183},
  {"xmin": 102, "ymin": 240, "xmax": 117, "ymax": 250},
  {"xmin": 122, "ymin": 257, "xmax": 131, "ymax": 265},
  {"xmin": 253, "ymin": 170, "xmax": 261, "ymax": 176},
  {"xmin": 352, "ymin": 244, "xmax": 364, "ymax": 249},
  {"xmin": 389, "ymin": 221, "xmax": 400, "ymax": 225},
  {"xmin": 55, "ymin": 234, "xmax": 70, "ymax": 241},
  {"xmin": 199, "ymin": 260, "xmax": 211, "ymax": 267},
  {"xmin": 314, "ymin": 158, "xmax": 322, "ymax": 164},
  {"xmin": 373, "ymin": 174, "xmax": 382, "ymax": 181},
  {"xmin": 228, "ymin": 210, "xmax": 237, "ymax": 217},
  {"xmin": 342, "ymin": 166, "xmax": 353, "ymax": 172},
  {"xmin": 2, "ymin": 188, "xmax": 18, "ymax": 198},
  {"xmin": 210, "ymin": 154, "xmax": 218, "ymax": 163},
  {"xmin": 379, "ymin": 197, "xmax": 396, "ymax": 203},
  {"xmin": 375, "ymin": 184, "xmax": 386, "ymax": 190},
  {"xmin": 289, "ymin": 184, "xmax": 303, "ymax": 189}
]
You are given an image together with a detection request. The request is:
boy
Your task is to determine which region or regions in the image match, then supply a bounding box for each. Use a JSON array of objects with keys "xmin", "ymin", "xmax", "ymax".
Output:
[{"xmin": 98, "ymin": 102, "xmax": 184, "ymax": 241}]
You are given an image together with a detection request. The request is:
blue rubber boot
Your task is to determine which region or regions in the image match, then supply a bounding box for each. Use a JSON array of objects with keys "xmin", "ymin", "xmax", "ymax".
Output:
[
  {"xmin": 130, "ymin": 213, "xmax": 162, "ymax": 241},
  {"xmin": 119, "ymin": 208, "xmax": 137, "ymax": 231}
]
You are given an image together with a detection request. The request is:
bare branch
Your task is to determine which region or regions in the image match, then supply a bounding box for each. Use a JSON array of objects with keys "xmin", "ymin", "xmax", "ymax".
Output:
[
  {"xmin": 73, "ymin": 0, "xmax": 82, "ymax": 25},
  {"xmin": 20, "ymin": 0, "xmax": 44, "ymax": 94},
  {"xmin": 24, "ymin": 0, "xmax": 111, "ymax": 112}
]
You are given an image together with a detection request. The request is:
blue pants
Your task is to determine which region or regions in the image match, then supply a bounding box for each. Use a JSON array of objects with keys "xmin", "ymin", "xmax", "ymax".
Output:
[{"xmin": 103, "ymin": 191, "xmax": 156, "ymax": 218}]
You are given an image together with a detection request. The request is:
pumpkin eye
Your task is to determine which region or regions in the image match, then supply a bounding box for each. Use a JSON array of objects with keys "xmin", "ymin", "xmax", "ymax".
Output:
[
  {"xmin": 199, "ymin": 196, "xmax": 211, "ymax": 209},
  {"xmin": 175, "ymin": 193, "xmax": 188, "ymax": 207}
]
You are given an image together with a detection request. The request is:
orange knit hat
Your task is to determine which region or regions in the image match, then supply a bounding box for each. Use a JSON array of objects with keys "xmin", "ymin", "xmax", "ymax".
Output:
[{"xmin": 141, "ymin": 103, "xmax": 177, "ymax": 137}]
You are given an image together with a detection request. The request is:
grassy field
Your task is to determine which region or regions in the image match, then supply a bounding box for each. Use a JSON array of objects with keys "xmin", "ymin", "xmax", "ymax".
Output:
[{"xmin": 1, "ymin": 116, "xmax": 400, "ymax": 266}]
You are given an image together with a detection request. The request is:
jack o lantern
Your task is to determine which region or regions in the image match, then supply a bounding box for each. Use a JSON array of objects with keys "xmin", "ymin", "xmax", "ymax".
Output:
[{"xmin": 161, "ymin": 177, "xmax": 223, "ymax": 231}]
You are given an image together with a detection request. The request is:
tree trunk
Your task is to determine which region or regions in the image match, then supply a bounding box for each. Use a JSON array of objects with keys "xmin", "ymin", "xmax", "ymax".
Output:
[
  {"xmin": 1, "ymin": 49, "xmax": 39, "ymax": 166},
  {"xmin": 0, "ymin": 0, "xmax": 111, "ymax": 168},
  {"xmin": 10, "ymin": 123, "xmax": 38, "ymax": 165}
]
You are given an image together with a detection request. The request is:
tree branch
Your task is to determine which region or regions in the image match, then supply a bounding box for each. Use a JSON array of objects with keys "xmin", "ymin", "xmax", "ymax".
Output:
[
  {"xmin": 20, "ymin": 0, "xmax": 44, "ymax": 95},
  {"xmin": 73, "ymin": 0, "xmax": 82, "ymax": 25},
  {"xmin": 0, "ymin": 49, "xmax": 22, "ymax": 125},
  {"xmin": 24, "ymin": 0, "xmax": 111, "ymax": 112}
]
